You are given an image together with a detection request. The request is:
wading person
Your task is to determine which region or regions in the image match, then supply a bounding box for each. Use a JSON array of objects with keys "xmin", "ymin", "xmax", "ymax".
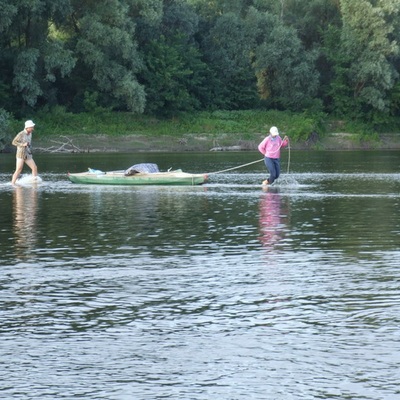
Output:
[
  {"xmin": 11, "ymin": 120, "xmax": 38, "ymax": 185},
  {"xmin": 258, "ymin": 126, "xmax": 289, "ymax": 186}
]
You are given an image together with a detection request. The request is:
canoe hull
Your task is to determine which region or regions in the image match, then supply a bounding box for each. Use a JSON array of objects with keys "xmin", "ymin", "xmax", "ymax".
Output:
[{"xmin": 68, "ymin": 171, "xmax": 208, "ymax": 186}]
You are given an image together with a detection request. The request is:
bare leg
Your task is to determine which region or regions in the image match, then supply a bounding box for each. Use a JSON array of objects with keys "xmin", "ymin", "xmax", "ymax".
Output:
[
  {"xmin": 26, "ymin": 158, "xmax": 38, "ymax": 178},
  {"xmin": 11, "ymin": 158, "xmax": 25, "ymax": 185}
]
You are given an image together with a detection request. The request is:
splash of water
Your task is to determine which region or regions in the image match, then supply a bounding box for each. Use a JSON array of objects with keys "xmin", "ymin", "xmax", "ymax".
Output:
[
  {"xmin": 274, "ymin": 175, "xmax": 299, "ymax": 187},
  {"xmin": 17, "ymin": 174, "xmax": 43, "ymax": 185}
]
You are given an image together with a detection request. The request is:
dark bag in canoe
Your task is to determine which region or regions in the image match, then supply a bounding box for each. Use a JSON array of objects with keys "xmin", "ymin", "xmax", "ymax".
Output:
[{"xmin": 124, "ymin": 163, "xmax": 160, "ymax": 176}]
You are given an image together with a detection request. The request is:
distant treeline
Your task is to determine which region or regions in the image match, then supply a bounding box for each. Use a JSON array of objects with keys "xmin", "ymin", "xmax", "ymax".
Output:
[{"xmin": 0, "ymin": 0, "xmax": 399, "ymax": 125}]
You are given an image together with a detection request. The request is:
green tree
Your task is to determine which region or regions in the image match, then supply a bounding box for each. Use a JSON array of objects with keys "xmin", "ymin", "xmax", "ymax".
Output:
[
  {"xmin": 322, "ymin": 25, "xmax": 353, "ymax": 115},
  {"xmin": 71, "ymin": 0, "xmax": 145, "ymax": 113},
  {"xmin": 137, "ymin": 0, "xmax": 212, "ymax": 114},
  {"xmin": 200, "ymin": 11, "xmax": 259, "ymax": 109},
  {"xmin": 140, "ymin": 36, "xmax": 193, "ymax": 115},
  {"xmin": 249, "ymin": 9, "xmax": 320, "ymax": 111},
  {"xmin": 279, "ymin": 0, "xmax": 341, "ymax": 49},
  {"xmin": 336, "ymin": 0, "xmax": 399, "ymax": 116},
  {"xmin": 0, "ymin": 108, "xmax": 12, "ymax": 151},
  {"xmin": 0, "ymin": 0, "xmax": 76, "ymax": 111},
  {"xmin": 0, "ymin": 1, "xmax": 17, "ymax": 34}
]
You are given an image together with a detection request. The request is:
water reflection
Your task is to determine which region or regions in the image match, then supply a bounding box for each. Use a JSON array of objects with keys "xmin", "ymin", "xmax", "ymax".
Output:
[
  {"xmin": 13, "ymin": 186, "xmax": 38, "ymax": 260},
  {"xmin": 258, "ymin": 189, "xmax": 289, "ymax": 250},
  {"xmin": 2, "ymin": 152, "xmax": 400, "ymax": 399}
]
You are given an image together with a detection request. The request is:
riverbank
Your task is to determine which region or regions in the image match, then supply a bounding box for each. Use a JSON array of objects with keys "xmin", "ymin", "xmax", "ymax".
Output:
[
  {"xmin": 2, "ymin": 109, "xmax": 400, "ymax": 153},
  {"xmin": 30, "ymin": 131, "xmax": 400, "ymax": 153}
]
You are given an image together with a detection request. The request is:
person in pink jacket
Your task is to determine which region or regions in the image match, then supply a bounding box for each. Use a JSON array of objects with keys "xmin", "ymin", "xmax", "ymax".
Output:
[{"xmin": 258, "ymin": 126, "xmax": 289, "ymax": 185}]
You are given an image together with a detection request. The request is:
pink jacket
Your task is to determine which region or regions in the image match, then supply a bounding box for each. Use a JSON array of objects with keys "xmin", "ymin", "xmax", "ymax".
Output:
[{"xmin": 258, "ymin": 135, "xmax": 288, "ymax": 159}]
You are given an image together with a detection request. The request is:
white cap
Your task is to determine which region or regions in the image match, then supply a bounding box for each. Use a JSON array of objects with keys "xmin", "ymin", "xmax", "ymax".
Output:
[
  {"xmin": 24, "ymin": 120, "xmax": 35, "ymax": 129},
  {"xmin": 270, "ymin": 126, "xmax": 279, "ymax": 136}
]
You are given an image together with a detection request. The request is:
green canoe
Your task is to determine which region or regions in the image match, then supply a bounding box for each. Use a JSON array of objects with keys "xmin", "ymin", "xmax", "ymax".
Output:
[{"xmin": 68, "ymin": 170, "xmax": 208, "ymax": 186}]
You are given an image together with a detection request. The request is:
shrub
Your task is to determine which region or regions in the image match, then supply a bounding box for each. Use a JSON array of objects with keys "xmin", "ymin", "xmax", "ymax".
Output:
[{"xmin": 0, "ymin": 108, "xmax": 12, "ymax": 151}]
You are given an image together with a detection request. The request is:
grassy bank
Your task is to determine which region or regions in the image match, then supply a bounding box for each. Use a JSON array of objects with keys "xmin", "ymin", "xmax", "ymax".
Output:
[
  {"xmin": 5, "ymin": 109, "xmax": 400, "ymax": 152},
  {"xmin": 12, "ymin": 109, "xmax": 323, "ymax": 138}
]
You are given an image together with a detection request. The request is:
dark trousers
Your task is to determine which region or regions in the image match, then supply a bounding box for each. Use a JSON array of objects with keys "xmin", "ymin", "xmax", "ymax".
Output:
[{"xmin": 264, "ymin": 157, "xmax": 280, "ymax": 184}]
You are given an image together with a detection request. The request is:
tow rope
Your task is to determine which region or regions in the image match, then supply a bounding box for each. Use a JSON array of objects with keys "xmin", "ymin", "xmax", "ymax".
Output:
[
  {"xmin": 207, "ymin": 158, "xmax": 264, "ymax": 175},
  {"xmin": 207, "ymin": 141, "xmax": 291, "ymax": 175}
]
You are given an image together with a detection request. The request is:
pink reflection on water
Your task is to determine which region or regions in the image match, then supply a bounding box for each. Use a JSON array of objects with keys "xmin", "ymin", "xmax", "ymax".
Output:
[{"xmin": 258, "ymin": 189, "xmax": 289, "ymax": 250}]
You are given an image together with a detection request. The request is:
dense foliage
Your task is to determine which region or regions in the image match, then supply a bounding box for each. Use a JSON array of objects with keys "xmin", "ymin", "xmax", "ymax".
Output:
[{"xmin": 0, "ymin": 0, "xmax": 399, "ymax": 126}]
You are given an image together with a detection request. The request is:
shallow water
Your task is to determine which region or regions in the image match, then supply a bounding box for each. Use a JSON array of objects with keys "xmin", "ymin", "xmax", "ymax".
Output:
[{"xmin": 1, "ymin": 151, "xmax": 400, "ymax": 399}]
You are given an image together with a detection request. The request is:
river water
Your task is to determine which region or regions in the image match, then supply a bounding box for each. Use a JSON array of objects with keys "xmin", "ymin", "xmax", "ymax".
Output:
[{"xmin": 1, "ymin": 150, "xmax": 400, "ymax": 399}]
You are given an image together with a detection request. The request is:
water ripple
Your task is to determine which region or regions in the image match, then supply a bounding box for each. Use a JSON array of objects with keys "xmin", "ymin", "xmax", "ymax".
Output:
[{"xmin": 1, "ymin": 155, "xmax": 400, "ymax": 399}]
